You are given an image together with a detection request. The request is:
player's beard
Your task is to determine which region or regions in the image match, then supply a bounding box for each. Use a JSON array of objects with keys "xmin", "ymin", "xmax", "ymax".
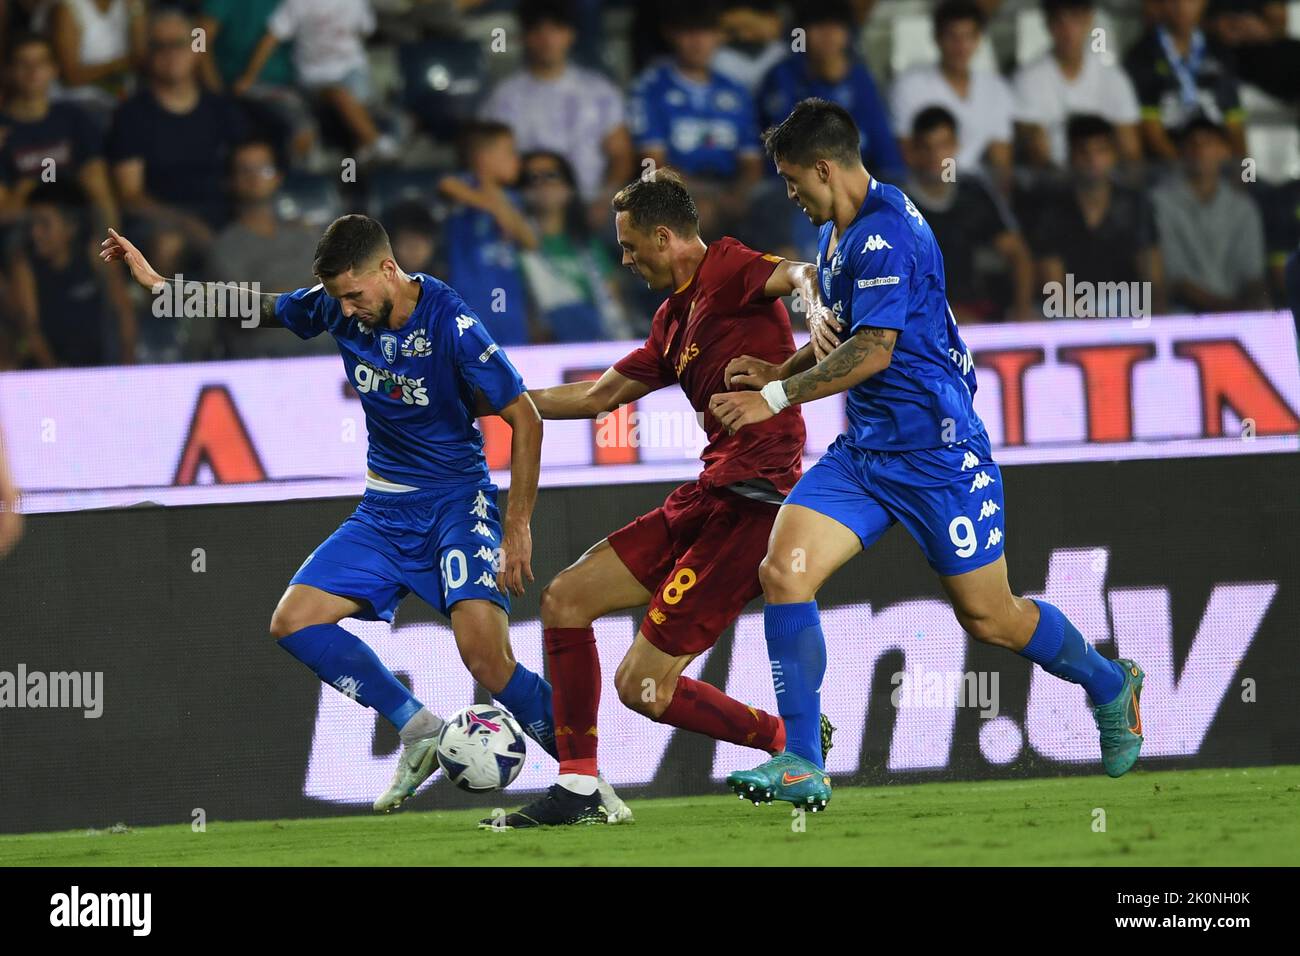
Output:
[{"xmin": 361, "ymin": 298, "xmax": 395, "ymax": 328}]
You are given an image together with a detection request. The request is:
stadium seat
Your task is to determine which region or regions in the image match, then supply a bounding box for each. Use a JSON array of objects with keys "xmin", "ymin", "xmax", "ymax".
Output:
[
  {"xmin": 276, "ymin": 172, "xmax": 344, "ymax": 228},
  {"xmin": 398, "ymin": 39, "xmax": 488, "ymax": 139}
]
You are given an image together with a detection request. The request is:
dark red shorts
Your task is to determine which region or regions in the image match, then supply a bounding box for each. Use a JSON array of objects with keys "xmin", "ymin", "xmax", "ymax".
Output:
[{"xmin": 607, "ymin": 481, "xmax": 779, "ymax": 656}]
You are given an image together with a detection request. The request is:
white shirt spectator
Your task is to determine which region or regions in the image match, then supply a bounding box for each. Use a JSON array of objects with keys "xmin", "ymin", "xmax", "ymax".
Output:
[
  {"xmin": 268, "ymin": 0, "xmax": 375, "ymax": 88},
  {"xmin": 713, "ymin": 41, "xmax": 787, "ymax": 94},
  {"xmin": 890, "ymin": 65, "xmax": 1015, "ymax": 170},
  {"xmin": 1013, "ymin": 52, "xmax": 1140, "ymax": 166},
  {"xmin": 481, "ymin": 65, "xmax": 625, "ymax": 202}
]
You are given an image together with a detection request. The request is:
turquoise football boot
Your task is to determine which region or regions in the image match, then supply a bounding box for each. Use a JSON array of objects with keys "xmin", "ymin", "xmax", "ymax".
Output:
[
  {"xmin": 1092, "ymin": 658, "xmax": 1145, "ymax": 778},
  {"xmin": 726, "ymin": 714, "xmax": 836, "ymax": 811}
]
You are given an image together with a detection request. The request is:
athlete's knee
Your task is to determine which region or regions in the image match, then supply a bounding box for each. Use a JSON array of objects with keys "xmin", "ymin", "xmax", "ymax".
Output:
[
  {"xmin": 614, "ymin": 661, "xmax": 672, "ymax": 719},
  {"xmin": 758, "ymin": 553, "xmax": 812, "ymax": 602},
  {"xmin": 269, "ymin": 600, "xmax": 316, "ymax": 640},
  {"xmin": 539, "ymin": 570, "xmax": 592, "ymax": 628}
]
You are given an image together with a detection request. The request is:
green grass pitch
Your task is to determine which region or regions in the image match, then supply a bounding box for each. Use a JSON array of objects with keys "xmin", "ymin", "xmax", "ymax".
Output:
[{"xmin": 3, "ymin": 766, "xmax": 1297, "ymax": 866}]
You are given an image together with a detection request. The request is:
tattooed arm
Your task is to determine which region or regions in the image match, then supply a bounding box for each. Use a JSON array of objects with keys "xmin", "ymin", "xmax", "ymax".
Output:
[
  {"xmin": 779, "ymin": 326, "xmax": 897, "ymax": 405},
  {"xmin": 709, "ymin": 327, "xmax": 897, "ymax": 433}
]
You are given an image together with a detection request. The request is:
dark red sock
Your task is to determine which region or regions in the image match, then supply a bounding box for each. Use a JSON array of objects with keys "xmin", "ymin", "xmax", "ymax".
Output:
[
  {"xmin": 544, "ymin": 627, "xmax": 599, "ymax": 776},
  {"xmin": 660, "ymin": 676, "xmax": 784, "ymax": 752}
]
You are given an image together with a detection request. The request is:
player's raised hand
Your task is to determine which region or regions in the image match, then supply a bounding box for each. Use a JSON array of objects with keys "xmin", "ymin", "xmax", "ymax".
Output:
[
  {"xmin": 498, "ymin": 518, "xmax": 534, "ymax": 597},
  {"xmin": 709, "ymin": 390, "xmax": 774, "ymax": 435},
  {"xmin": 724, "ymin": 355, "xmax": 781, "ymax": 390},
  {"xmin": 100, "ymin": 228, "xmax": 166, "ymax": 293}
]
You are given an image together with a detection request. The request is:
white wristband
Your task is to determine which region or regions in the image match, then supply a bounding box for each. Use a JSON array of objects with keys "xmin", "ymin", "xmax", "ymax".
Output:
[{"xmin": 760, "ymin": 379, "xmax": 790, "ymax": 414}]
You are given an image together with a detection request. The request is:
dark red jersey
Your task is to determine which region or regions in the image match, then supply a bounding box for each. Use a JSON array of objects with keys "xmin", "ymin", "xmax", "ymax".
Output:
[{"xmin": 614, "ymin": 237, "xmax": 805, "ymax": 495}]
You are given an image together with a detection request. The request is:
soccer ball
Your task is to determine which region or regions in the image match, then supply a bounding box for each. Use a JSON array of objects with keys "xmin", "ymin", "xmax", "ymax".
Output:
[{"xmin": 436, "ymin": 705, "xmax": 527, "ymax": 792}]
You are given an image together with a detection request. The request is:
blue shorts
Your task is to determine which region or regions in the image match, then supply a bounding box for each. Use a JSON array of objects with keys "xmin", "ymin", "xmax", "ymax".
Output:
[
  {"xmin": 290, "ymin": 484, "xmax": 510, "ymax": 621},
  {"xmin": 786, "ymin": 429, "xmax": 1005, "ymax": 576}
]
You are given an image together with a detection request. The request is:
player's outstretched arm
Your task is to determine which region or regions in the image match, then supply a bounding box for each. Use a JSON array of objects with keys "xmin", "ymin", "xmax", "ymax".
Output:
[
  {"xmin": 99, "ymin": 228, "xmax": 285, "ymax": 329},
  {"xmin": 709, "ymin": 327, "xmax": 897, "ymax": 434},
  {"xmin": 527, "ymin": 367, "xmax": 654, "ymax": 420},
  {"xmin": 493, "ymin": 392, "xmax": 542, "ymax": 596}
]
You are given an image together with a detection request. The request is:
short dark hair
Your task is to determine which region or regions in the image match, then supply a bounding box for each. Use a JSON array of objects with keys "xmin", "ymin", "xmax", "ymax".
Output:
[
  {"xmin": 1177, "ymin": 113, "xmax": 1230, "ymax": 145},
  {"xmin": 912, "ymin": 105, "xmax": 959, "ymax": 140},
  {"xmin": 663, "ymin": 0, "xmax": 721, "ymax": 32},
  {"xmin": 313, "ymin": 215, "xmax": 392, "ymax": 278},
  {"xmin": 800, "ymin": 0, "xmax": 855, "ymax": 29},
  {"xmin": 762, "ymin": 97, "xmax": 861, "ymax": 168},
  {"xmin": 383, "ymin": 200, "xmax": 437, "ymax": 239},
  {"xmin": 611, "ymin": 168, "xmax": 698, "ymax": 236},
  {"xmin": 519, "ymin": 0, "xmax": 577, "ymax": 32},
  {"xmin": 1043, "ymin": 0, "xmax": 1095, "ymax": 17},
  {"xmin": 228, "ymin": 138, "xmax": 281, "ymax": 176},
  {"xmin": 1066, "ymin": 113, "xmax": 1117, "ymax": 151},
  {"xmin": 934, "ymin": 0, "xmax": 986, "ymax": 34},
  {"xmin": 5, "ymin": 31, "xmax": 52, "ymax": 60},
  {"xmin": 457, "ymin": 119, "xmax": 514, "ymax": 166}
]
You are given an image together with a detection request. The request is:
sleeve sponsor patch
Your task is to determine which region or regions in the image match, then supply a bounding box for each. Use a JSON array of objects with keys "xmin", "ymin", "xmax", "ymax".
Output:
[{"xmin": 857, "ymin": 276, "xmax": 901, "ymax": 289}]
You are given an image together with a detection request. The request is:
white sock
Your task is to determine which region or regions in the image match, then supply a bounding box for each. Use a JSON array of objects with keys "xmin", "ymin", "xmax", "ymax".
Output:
[
  {"xmin": 556, "ymin": 772, "xmax": 598, "ymax": 796},
  {"xmin": 398, "ymin": 707, "xmax": 443, "ymax": 745}
]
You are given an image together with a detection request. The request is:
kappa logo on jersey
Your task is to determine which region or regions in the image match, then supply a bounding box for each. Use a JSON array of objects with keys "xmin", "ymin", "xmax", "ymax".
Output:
[
  {"xmin": 861, "ymin": 234, "xmax": 893, "ymax": 252},
  {"xmin": 960, "ymin": 451, "xmax": 980, "ymax": 471},
  {"xmin": 970, "ymin": 471, "xmax": 995, "ymax": 492},
  {"xmin": 355, "ymin": 320, "xmax": 374, "ymax": 336},
  {"xmin": 474, "ymin": 544, "xmax": 500, "ymax": 570},
  {"xmin": 469, "ymin": 490, "xmax": 490, "ymax": 519},
  {"xmin": 474, "ymin": 571, "xmax": 498, "ymax": 590},
  {"xmin": 400, "ymin": 328, "xmax": 432, "ymax": 357},
  {"xmin": 985, "ymin": 527, "xmax": 1003, "ymax": 549},
  {"xmin": 978, "ymin": 499, "xmax": 1001, "ymax": 520},
  {"xmin": 455, "ymin": 314, "xmax": 477, "ymax": 336},
  {"xmin": 380, "ymin": 333, "xmax": 398, "ymax": 365},
  {"xmin": 471, "ymin": 521, "xmax": 495, "ymax": 540},
  {"xmin": 352, "ymin": 359, "xmax": 429, "ymax": 405}
]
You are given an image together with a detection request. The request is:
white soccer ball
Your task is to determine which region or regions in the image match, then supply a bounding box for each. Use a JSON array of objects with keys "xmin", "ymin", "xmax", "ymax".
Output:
[{"xmin": 436, "ymin": 704, "xmax": 527, "ymax": 792}]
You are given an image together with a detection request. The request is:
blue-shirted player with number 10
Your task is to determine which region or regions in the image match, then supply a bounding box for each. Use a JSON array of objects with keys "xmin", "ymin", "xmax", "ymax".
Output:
[
  {"xmin": 710, "ymin": 100, "xmax": 1146, "ymax": 811},
  {"xmin": 101, "ymin": 215, "xmax": 630, "ymax": 818}
]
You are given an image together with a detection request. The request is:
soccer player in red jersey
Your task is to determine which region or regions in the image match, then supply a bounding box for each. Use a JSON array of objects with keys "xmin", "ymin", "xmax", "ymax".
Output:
[{"xmin": 489, "ymin": 169, "xmax": 829, "ymax": 827}]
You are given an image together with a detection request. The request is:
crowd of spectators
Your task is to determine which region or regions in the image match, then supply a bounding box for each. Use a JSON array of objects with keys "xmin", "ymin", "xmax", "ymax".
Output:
[{"xmin": 0, "ymin": 0, "xmax": 1298, "ymax": 368}]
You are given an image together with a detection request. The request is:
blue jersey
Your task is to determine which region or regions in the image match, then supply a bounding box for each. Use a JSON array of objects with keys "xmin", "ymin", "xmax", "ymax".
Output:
[
  {"xmin": 629, "ymin": 61, "xmax": 759, "ymax": 178},
  {"xmin": 758, "ymin": 56, "xmax": 904, "ymax": 179},
  {"xmin": 276, "ymin": 273, "xmax": 526, "ymax": 489},
  {"xmin": 817, "ymin": 177, "xmax": 981, "ymax": 451}
]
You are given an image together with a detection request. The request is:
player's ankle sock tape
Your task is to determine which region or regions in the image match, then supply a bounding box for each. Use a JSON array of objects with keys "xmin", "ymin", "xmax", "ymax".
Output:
[
  {"xmin": 764, "ymin": 601, "xmax": 827, "ymax": 768},
  {"xmin": 660, "ymin": 676, "xmax": 783, "ymax": 751},
  {"xmin": 277, "ymin": 623, "xmax": 421, "ymax": 729},
  {"xmin": 544, "ymin": 627, "xmax": 600, "ymax": 776},
  {"xmin": 496, "ymin": 663, "xmax": 557, "ymax": 758},
  {"xmin": 1020, "ymin": 600, "xmax": 1125, "ymax": 705}
]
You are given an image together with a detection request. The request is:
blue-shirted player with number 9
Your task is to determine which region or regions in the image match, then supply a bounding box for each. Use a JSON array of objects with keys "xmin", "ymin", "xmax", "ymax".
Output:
[
  {"xmin": 709, "ymin": 100, "xmax": 1146, "ymax": 811},
  {"xmin": 101, "ymin": 214, "xmax": 630, "ymax": 818}
]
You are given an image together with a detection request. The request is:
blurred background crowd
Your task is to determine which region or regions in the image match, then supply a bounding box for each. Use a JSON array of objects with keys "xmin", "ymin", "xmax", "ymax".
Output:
[{"xmin": 0, "ymin": 0, "xmax": 1298, "ymax": 369}]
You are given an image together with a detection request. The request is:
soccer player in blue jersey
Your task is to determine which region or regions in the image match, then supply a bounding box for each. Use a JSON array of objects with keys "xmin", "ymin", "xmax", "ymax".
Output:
[
  {"xmin": 710, "ymin": 99, "xmax": 1145, "ymax": 810},
  {"xmin": 100, "ymin": 216, "xmax": 628, "ymax": 817}
]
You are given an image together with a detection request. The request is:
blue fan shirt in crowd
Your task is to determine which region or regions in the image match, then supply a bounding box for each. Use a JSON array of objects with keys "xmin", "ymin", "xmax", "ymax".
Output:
[
  {"xmin": 275, "ymin": 273, "xmax": 525, "ymax": 490},
  {"xmin": 443, "ymin": 174, "xmax": 530, "ymax": 346},
  {"xmin": 815, "ymin": 177, "xmax": 981, "ymax": 451},
  {"xmin": 629, "ymin": 62, "xmax": 760, "ymax": 178},
  {"xmin": 758, "ymin": 56, "xmax": 904, "ymax": 179}
]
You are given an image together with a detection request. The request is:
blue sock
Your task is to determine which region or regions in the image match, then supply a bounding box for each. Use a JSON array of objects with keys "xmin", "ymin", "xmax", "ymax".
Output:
[
  {"xmin": 1019, "ymin": 600, "xmax": 1125, "ymax": 705},
  {"xmin": 277, "ymin": 623, "xmax": 422, "ymax": 729},
  {"xmin": 495, "ymin": 663, "xmax": 557, "ymax": 759},
  {"xmin": 765, "ymin": 601, "xmax": 827, "ymax": 768}
]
